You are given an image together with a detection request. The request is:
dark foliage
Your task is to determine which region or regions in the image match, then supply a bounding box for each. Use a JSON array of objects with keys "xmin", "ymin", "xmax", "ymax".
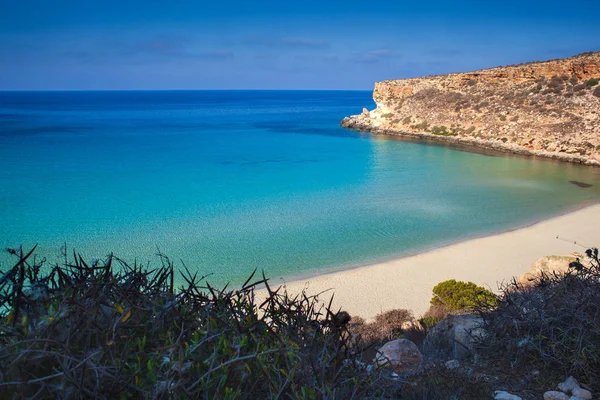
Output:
[
  {"xmin": 477, "ymin": 248, "xmax": 600, "ymax": 386},
  {"xmin": 398, "ymin": 365, "xmax": 492, "ymax": 399},
  {"xmin": 347, "ymin": 309, "xmax": 417, "ymax": 349},
  {"xmin": 0, "ymin": 247, "xmax": 401, "ymax": 399}
]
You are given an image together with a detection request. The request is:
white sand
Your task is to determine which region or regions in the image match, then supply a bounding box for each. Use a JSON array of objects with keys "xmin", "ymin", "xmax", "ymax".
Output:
[{"xmin": 256, "ymin": 204, "xmax": 600, "ymax": 320}]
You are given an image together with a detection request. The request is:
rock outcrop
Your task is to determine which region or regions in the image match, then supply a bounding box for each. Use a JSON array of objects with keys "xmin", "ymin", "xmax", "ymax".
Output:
[
  {"xmin": 422, "ymin": 314, "xmax": 484, "ymax": 360},
  {"xmin": 341, "ymin": 52, "xmax": 600, "ymax": 165},
  {"xmin": 517, "ymin": 255, "xmax": 578, "ymax": 286}
]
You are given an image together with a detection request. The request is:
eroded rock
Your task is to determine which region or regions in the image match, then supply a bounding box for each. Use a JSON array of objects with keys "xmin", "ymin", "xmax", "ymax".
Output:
[
  {"xmin": 422, "ymin": 314, "xmax": 484, "ymax": 360},
  {"xmin": 558, "ymin": 376, "xmax": 580, "ymax": 394},
  {"xmin": 571, "ymin": 387, "xmax": 592, "ymax": 399},
  {"xmin": 340, "ymin": 52, "xmax": 600, "ymax": 166},
  {"xmin": 544, "ymin": 391, "xmax": 570, "ymax": 400},
  {"xmin": 374, "ymin": 338, "xmax": 422, "ymax": 373},
  {"xmin": 518, "ymin": 255, "xmax": 578, "ymax": 286}
]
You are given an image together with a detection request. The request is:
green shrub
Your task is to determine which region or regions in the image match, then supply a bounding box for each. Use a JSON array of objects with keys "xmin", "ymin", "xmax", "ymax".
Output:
[
  {"xmin": 585, "ymin": 78, "xmax": 599, "ymax": 87},
  {"xmin": 411, "ymin": 121, "xmax": 429, "ymax": 131},
  {"xmin": 430, "ymin": 279, "xmax": 498, "ymax": 311},
  {"xmin": 430, "ymin": 126, "xmax": 455, "ymax": 136},
  {"xmin": 418, "ymin": 316, "xmax": 443, "ymax": 332}
]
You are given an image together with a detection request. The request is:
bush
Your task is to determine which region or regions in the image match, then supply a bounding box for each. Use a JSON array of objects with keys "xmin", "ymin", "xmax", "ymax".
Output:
[
  {"xmin": 0, "ymin": 247, "xmax": 395, "ymax": 399},
  {"xmin": 477, "ymin": 248, "xmax": 600, "ymax": 385},
  {"xmin": 418, "ymin": 316, "xmax": 443, "ymax": 332},
  {"xmin": 430, "ymin": 126, "xmax": 454, "ymax": 136},
  {"xmin": 348, "ymin": 309, "xmax": 415, "ymax": 348},
  {"xmin": 398, "ymin": 365, "xmax": 492, "ymax": 399},
  {"xmin": 585, "ymin": 78, "xmax": 599, "ymax": 87},
  {"xmin": 411, "ymin": 121, "xmax": 429, "ymax": 131},
  {"xmin": 594, "ymin": 86, "xmax": 600, "ymax": 97},
  {"xmin": 430, "ymin": 279, "xmax": 498, "ymax": 311}
]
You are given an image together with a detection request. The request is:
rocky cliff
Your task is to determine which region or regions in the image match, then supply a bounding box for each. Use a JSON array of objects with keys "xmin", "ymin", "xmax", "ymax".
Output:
[{"xmin": 342, "ymin": 51, "xmax": 600, "ymax": 165}]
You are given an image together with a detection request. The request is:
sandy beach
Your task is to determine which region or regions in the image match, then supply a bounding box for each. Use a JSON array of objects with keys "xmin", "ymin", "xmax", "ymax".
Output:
[{"xmin": 256, "ymin": 204, "xmax": 600, "ymax": 320}]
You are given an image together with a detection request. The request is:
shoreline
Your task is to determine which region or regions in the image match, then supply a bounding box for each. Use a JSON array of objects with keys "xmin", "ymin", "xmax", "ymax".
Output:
[
  {"xmin": 341, "ymin": 120, "xmax": 600, "ymax": 167},
  {"xmin": 255, "ymin": 202, "xmax": 600, "ymax": 320}
]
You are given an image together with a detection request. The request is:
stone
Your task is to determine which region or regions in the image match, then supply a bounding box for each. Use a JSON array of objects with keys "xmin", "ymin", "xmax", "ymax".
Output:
[
  {"xmin": 558, "ymin": 376, "xmax": 580, "ymax": 394},
  {"xmin": 494, "ymin": 390, "xmax": 522, "ymax": 400},
  {"xmin": 544, "ymin": 391, "xmax": 570, "ymax": 400},
  {"xmin": 362, "ymin": 107, "xmax": 370, "ymax": 116},
  {"xmin": 571, "ymin": 388, "xmax": 592, "ymax": 399},
  {"xmin": 518, "ymin": 256, "xmax": 578, "ymax": 286},
  {"xmin": 374, "ymin": 338, "xmax": 422, "ymax": 373},
  {"xmin": 445, "ymin": 359, "xmax": 460, "ymax": 369},
  {"xmin": 422, "ymin": 314, "xmax": 485, "ymax": 360}
]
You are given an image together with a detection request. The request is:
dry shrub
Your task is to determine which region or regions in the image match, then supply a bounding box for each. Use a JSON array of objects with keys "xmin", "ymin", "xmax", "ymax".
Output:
[
  {"xmin": 412, "ymin": 88, "xmax": 441, "ymax": 101},
  {"xmin": 398, "ymin": 365, "xmax": 492, "ymax": 399},
  {"xmin": 476, "ymin": 248, "xmax": 600, "ymax": 385},
  {"xmin": 0, "ymin": 246, "xmax": 401, "ymax": 399},
  {"xmin": 348, "ymin": 309, "xmax": 416, "ymax": 349}
]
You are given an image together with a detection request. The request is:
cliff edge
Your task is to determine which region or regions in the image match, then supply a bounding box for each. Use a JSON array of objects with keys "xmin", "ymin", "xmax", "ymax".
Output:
[{"xmin": 342, "ymin": 52, "xmax": 600, "ymax": 165}]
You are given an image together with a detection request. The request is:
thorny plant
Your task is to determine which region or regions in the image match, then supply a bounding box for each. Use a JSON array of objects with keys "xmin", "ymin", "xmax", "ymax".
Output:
[{"xmin": 0, "ymin": 246, "xmax": 400, "ymax": 399}]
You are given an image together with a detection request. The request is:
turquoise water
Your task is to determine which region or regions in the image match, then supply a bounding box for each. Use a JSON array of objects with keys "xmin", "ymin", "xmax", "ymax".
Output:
[{"xmin": 1, "ymin": 90, "xmax": 600, "ymax": 285}]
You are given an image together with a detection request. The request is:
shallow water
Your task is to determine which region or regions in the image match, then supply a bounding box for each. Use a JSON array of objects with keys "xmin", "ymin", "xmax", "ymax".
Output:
[{"xmin": 1, "ymin": 90, "xmax": 600, "ymax": 285}]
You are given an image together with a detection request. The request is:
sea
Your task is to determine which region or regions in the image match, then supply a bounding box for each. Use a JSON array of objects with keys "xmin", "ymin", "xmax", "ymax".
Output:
[{"xmin": 1, "ymin": 90, "xmax": 599, "ymax": 285}]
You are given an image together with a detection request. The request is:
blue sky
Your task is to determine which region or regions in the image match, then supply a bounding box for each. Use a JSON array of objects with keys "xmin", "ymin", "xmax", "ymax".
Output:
[{"xmin": 1, "ymin": 0, "xmax": 598, "ymax": 90}]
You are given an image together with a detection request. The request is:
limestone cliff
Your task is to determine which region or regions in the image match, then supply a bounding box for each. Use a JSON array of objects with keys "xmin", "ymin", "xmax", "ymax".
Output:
[{"xmin": 342, "ymin": 52, "xmax": 600, "ymax": 165}]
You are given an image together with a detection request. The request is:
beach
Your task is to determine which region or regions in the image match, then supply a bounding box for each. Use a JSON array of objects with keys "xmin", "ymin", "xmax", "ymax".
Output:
[{"xmin": 256, "ymin": 203, "xmax": 600, "ymax": 320}]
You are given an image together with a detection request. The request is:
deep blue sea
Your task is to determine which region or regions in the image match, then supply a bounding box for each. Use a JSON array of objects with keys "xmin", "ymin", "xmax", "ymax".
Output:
[{"xmin": 1, "ymin": 90, "xmax": 600, "ymax": 285}]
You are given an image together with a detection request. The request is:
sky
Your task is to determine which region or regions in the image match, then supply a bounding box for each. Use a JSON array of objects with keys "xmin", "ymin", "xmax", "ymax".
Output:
[{"xmin": 0, "ymin": 0, "xmax": 598, "ymax": 90}]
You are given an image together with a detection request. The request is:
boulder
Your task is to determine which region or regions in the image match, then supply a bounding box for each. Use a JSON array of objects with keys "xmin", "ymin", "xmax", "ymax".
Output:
[
  {"xmin": 374, "ymin": 338, "xmax": 422, "ymax": 373},
  {"xmin": 518, "ymin": 255, "xmax": 577, "ymax": 286},
  {"xmin": 422, "ymin": 314, "xmax": 484, "ymax": 360},
  {"xmin": 558, "ymin": 376, "xmax": 580, "ymax": 394},
  {"xmin": 494, "ymin": 390, "xmax": 522, "ymax": 399},
  {"xmin": 544, "ymin": 392, "xmax": 570, "ymax": 400},
  {"xmin": 444, "ymin": 359, "xmax": 460, "ymax": 370},
  {"xmin": 571, "ymin": 388, "xmax": 592, "ymax": 399}
]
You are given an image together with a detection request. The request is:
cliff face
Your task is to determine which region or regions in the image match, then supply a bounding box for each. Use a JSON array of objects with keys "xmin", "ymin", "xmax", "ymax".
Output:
[{"xmin": 342, "ymin": 52, "xmax": 600, "ymax": 165}]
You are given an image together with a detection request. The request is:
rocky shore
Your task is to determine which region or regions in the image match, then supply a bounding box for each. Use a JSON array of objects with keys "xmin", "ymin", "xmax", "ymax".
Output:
[{"xmin": 341, "ymin": 51, "xmax": 600, "ymax": 165}]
